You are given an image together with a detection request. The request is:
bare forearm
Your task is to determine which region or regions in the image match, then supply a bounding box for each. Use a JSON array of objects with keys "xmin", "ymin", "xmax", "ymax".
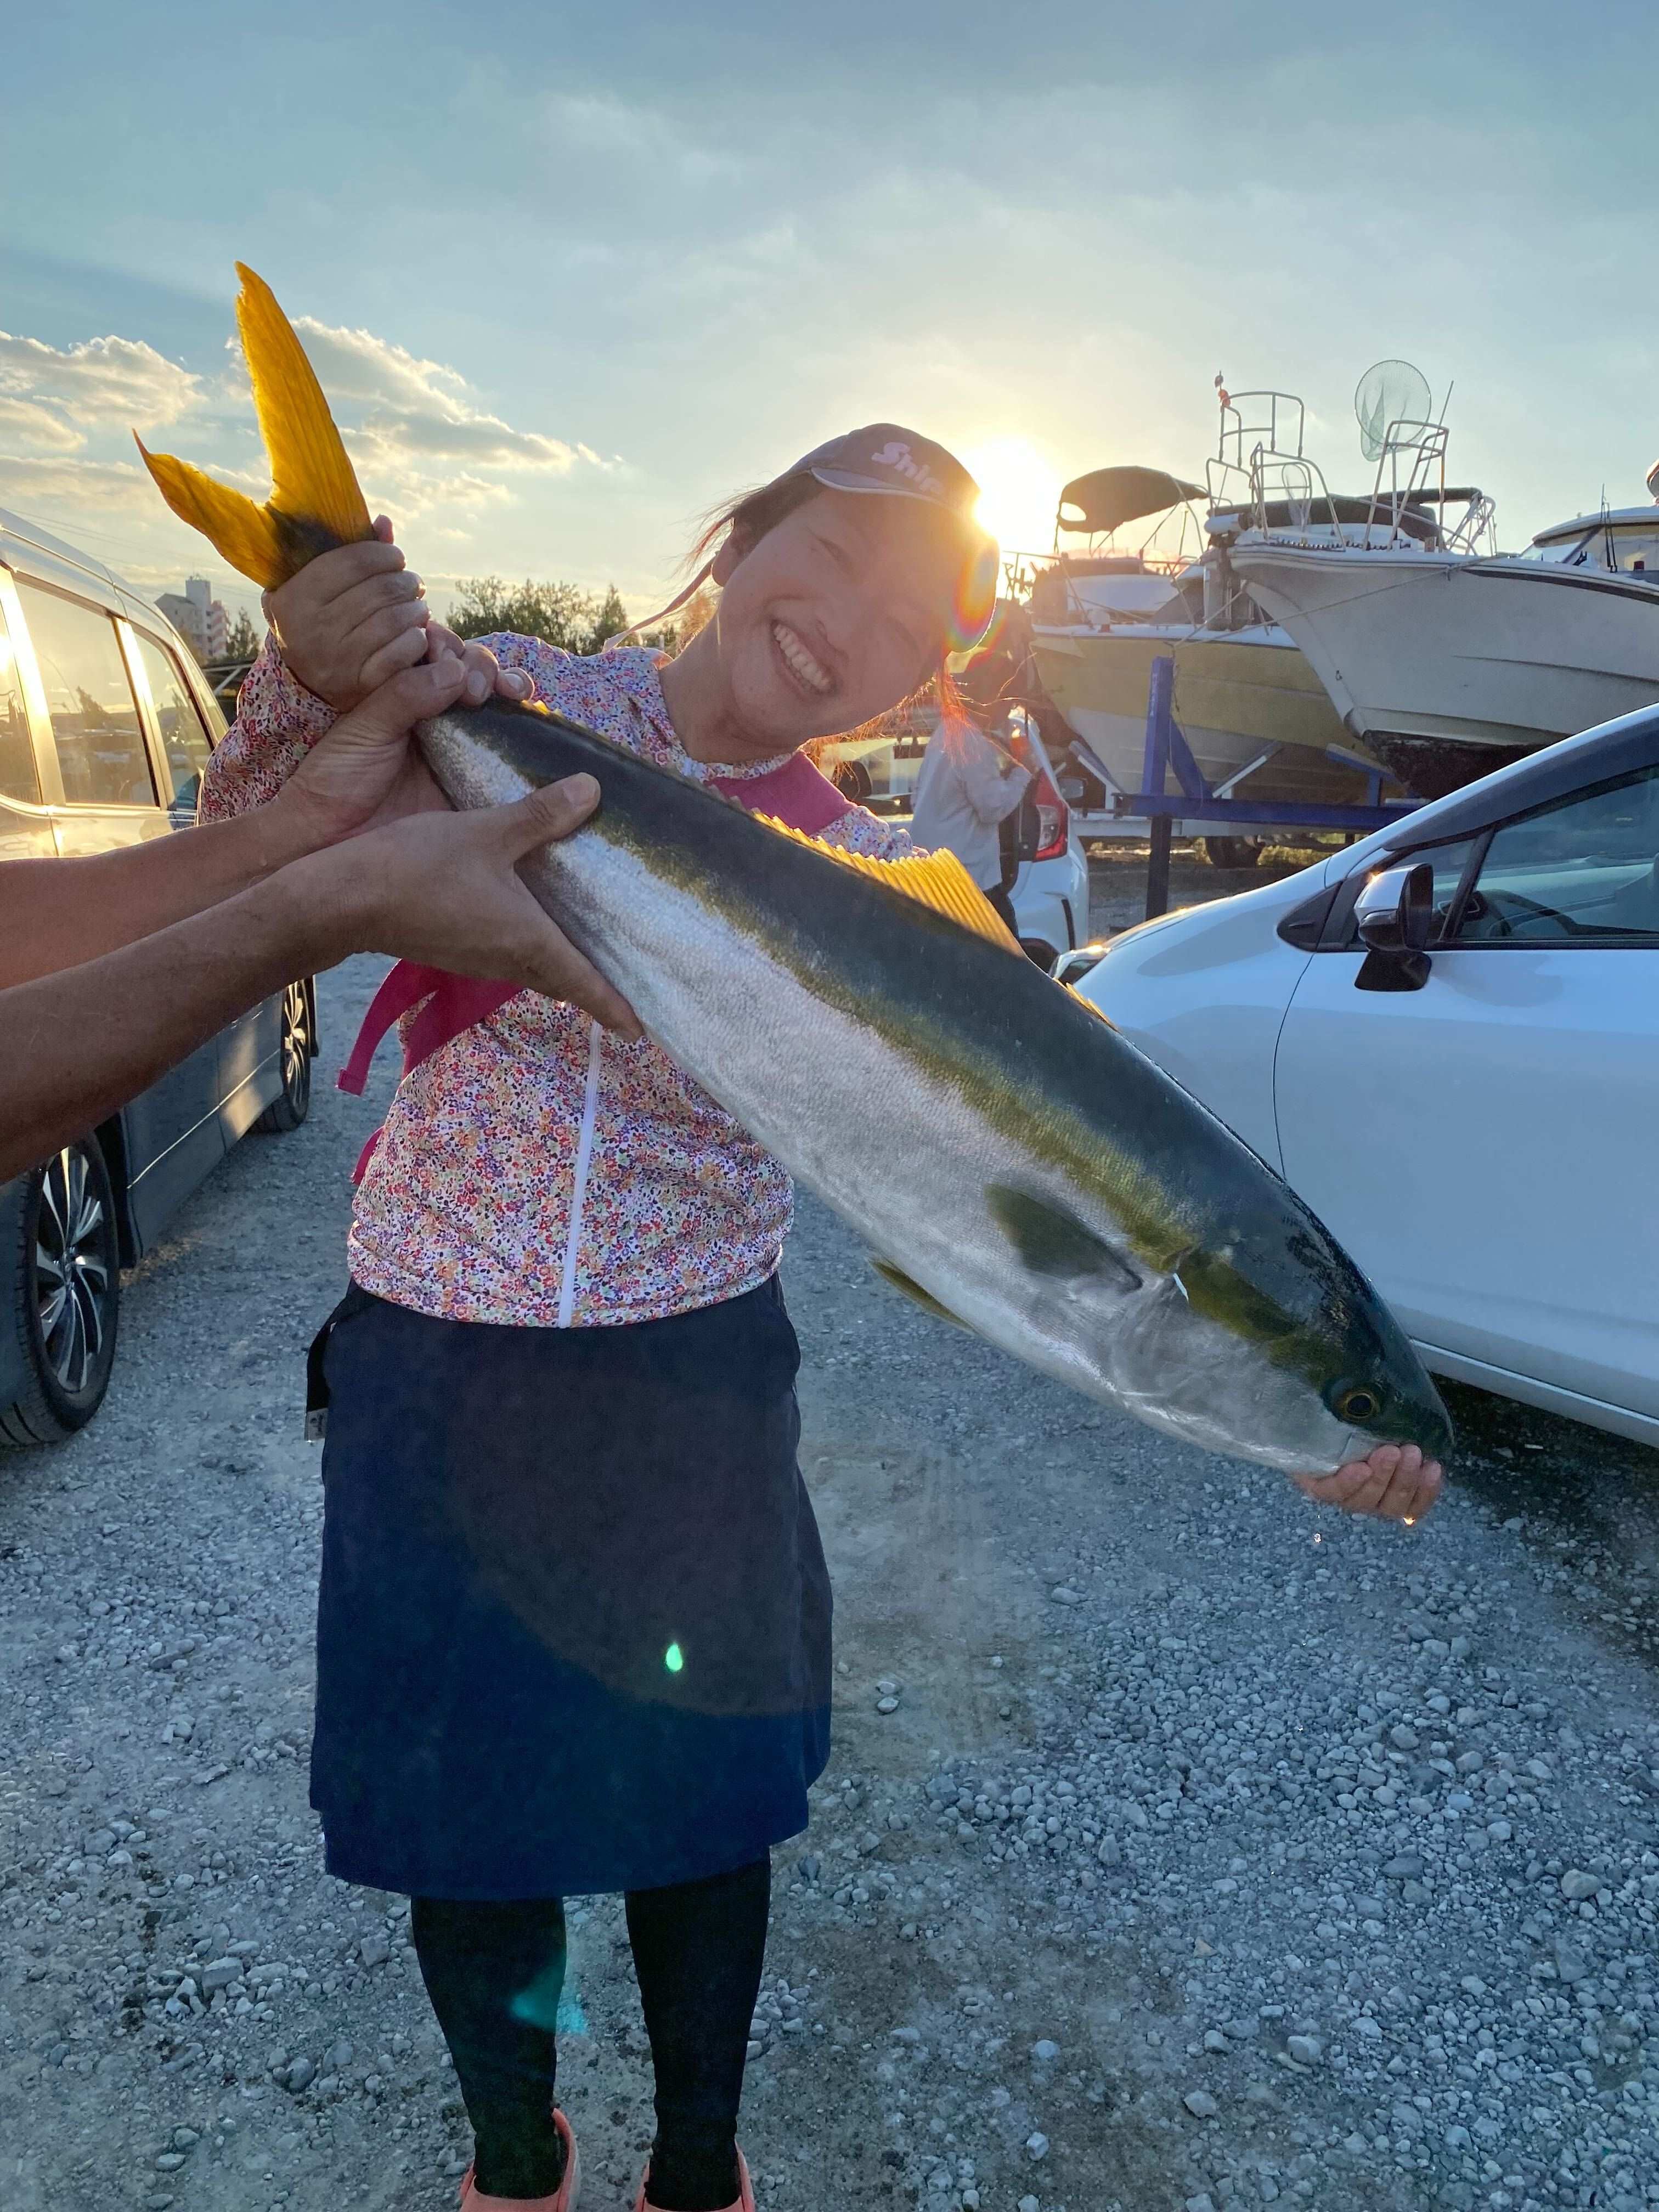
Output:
[
  {"xmin": 0, "ymin": 864, "xmax": 348, "ymax": 1182},
  {"xmin": 0, "ymin": 807, "xmax": 318, "ymax": 990}
]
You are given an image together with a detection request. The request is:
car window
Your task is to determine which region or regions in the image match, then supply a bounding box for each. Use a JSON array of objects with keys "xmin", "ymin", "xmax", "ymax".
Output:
[
  {"xmin": 1386, "ymin": 836, "xmax": 1478, "ymax": 943},
  {"xmin": 17, "ymin": 582, "xmax": 157, "ymax": 808},
  {"xmin": 130, "ymin": 628, "xmax": 215, "ymax": 811},
  {"xmin": 0, "ymin": 596, "xmax": 41, "ymax": 805},
  {"xmin": 1452, "ymin": 766, "xmax": 1659, "ymax": 946}
]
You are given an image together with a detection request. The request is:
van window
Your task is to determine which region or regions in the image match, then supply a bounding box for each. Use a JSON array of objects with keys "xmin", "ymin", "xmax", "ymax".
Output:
[
  {"xmin": 130, "ymin": 629, "xmax": 215, "ymax": 811},
  {"xmin": 0, "ymin": 598, "xmax": 41, "ymax": 805},
  {"xmin": 16, "ymin": 582, "xmax": 157, "ymax": 809}
]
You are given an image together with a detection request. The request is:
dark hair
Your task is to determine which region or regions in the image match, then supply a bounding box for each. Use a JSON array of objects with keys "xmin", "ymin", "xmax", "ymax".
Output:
[{"xmin": 686, "ymin": 471, "xmax": 823, "ymax": 575}]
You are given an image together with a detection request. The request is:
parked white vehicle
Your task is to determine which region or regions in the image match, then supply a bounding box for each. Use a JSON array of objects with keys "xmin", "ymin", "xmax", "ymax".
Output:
[
  {"xmin": 1005, "ymin": 713, "xmax": 1090, "ymax": 967},
  {"xmin": 820, "ymin": 708, "xmax": 1090, "ymax": 967},
  {"xmin": 1071, "ymin": 707, "xmax": 1659, "ymax": 1446}
]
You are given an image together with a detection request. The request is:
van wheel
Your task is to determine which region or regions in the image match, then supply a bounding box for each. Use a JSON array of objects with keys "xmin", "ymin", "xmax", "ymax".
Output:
[
  {"xmin": 255, "ymin": 981, "xmax": 312, "ymax": 1135},
  {"xmin": 0, "ymin": 1138, "xmax": 122, "ymax": 1448}
]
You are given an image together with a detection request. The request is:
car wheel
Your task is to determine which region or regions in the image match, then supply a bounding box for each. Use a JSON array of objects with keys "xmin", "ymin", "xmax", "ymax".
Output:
[
  {"xmin": 0, "ymin": 1138, "xmax": 122, "ymax": 1448},
  {"xmin": 1195, "ymin": 836, "xmax": 1265, "ymax": 871},
  {"xmin": 1018, "ymin": 938, "xmax": 1059, "ymax": 969},
  {"xmin": 254, "ymin": 980, "xmax": 312, "ymax": 1135}
]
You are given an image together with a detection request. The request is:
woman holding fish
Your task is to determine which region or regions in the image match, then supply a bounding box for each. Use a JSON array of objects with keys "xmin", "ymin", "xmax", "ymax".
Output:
[{"xmin": 161, "ymin": 274, "xmax": 1442, "ymax": 2212}]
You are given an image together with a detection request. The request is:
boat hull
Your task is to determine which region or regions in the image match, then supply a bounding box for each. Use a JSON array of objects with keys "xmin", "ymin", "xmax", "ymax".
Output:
[
  {"xmin": 1030, "ymin": 624, "xmax": 1386, "ymax": 814},
  {"xmin": 1232, "ymin": 545, "xmax": 1659, "ymax": 791}
]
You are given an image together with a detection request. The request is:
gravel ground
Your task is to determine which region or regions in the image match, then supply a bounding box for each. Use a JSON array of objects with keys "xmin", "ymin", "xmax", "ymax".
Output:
[{"xmin": 4, "ymin": 884, "xmax": 1658, "ymax": 2212}]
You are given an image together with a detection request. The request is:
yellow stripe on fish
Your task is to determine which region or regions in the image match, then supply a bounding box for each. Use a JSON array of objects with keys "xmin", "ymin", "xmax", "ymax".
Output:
[{"xmin": 751, "ymin": 815, "xmax": 1023, "ymax": 953}]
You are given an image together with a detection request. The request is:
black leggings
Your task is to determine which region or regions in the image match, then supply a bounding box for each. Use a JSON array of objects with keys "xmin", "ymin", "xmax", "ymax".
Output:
[{"xmin": 411, "ymin": 1855, "xmax": 770, "ymax": 2209}]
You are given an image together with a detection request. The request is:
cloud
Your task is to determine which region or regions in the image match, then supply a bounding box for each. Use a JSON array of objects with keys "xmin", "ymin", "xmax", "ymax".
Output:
[
  {"xmin": 0, "ymin": 393, "xmax": 85, "ymax": 453},
  {"xmin": 540, "ymin": 92, "xmax": 745, "ymax": 187},
  {"xmin": 0, "ymin": 306, "xmax": 614, "ymax": 595},
  {"xmin": 356, "ymin": 469, "xmax": 516, "ymax": 525},
  {"xmin": 285, "ymin": 318, "xmax": 580, "ymax": 471},
  {"xmin": 0, "ymin": 330, "xmax": 202, "ymax": 436},
  {"xmin": 0, "ymin": 453, "xmax": 161, "ymax": 513}
]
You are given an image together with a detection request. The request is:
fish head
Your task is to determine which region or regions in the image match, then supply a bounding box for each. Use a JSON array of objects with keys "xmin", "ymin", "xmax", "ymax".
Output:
[
  {"xmin": 981, "ymin": 1174, "xmax": 1449, "ymax": 1475},
  {"xmin": 1102, "ymin": 1195, "xmax": 1454, "ymax": 1476}
]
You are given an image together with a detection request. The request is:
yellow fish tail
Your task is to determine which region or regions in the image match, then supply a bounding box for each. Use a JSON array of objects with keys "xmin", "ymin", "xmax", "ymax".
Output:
[
  {"xmin": 132, "ymin": 438, "xmax": 290, "ymax": 590},
  {"xmin": 136, "ymin": 263, "xmax": 373, "ymax": 590}
]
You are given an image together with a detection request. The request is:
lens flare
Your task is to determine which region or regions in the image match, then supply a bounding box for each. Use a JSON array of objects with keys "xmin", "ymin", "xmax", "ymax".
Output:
[
  {"xmin": 664, "ymin": 1641, "xmax": 684, "ymax": 1674},
  {"xmin": 949, "ymin": 539, "xmax": 1000, "ymax": 651}
]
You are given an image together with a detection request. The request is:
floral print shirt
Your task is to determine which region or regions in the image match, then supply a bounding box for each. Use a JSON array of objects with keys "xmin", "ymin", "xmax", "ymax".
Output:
[{"xmin": 199, "ymin": 638, "xmax": 913, "ymax": 1328}]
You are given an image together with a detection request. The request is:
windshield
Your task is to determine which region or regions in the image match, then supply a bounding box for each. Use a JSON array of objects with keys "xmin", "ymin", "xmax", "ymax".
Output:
[{"xmin": 1522, "ymin": 521, "xmax": 1659, "ymax": 574}]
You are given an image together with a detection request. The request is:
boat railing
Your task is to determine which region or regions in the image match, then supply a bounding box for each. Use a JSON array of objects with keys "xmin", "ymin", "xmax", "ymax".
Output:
[
  {"xmin": 1244, "ymin": 447, "xmax": 1350, "ymax": 542},
  {"xmin": 1363, "ymin": 417, "xmax": 1447, "ymax": 547},
  {"xmin": 1216, "ymin": 390, "xmax": 1306, "ymax": 472},
  {"xmin": 1440, "ymin": 490, "xmax": 1498, "ymax": 555},
  {"xmin": 1205, "ymin": 454, "xmax": 1256, "ymax": 516},
  {"xmin": 1361, "ymin": 420, "xmax": 1498, "ymax": 553}
]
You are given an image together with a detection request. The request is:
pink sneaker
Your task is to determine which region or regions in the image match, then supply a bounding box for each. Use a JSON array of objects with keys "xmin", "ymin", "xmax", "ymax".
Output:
[
  {"xmin": 458, "ymin": 2107, "xmax": 580, "ymax": 2211},
  {"xmin": 634, "ymin": 2147, "xmax": 754, "ymax": 2212}
]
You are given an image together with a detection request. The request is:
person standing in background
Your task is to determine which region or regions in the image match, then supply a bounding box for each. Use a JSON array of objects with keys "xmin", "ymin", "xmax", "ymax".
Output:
[{"xmin": 910, "ymin": 713, "xmax": 1031, "ymax": 937}]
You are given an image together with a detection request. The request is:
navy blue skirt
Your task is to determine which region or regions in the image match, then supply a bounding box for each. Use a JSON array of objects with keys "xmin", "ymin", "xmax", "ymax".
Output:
[{"xmin": 309, "ymin": 1277, "xmax": 831, "ymax": 1899}]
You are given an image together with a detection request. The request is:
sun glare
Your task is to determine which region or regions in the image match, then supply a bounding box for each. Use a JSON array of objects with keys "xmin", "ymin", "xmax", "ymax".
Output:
[{"xmin": 962, "ymin": 437, "xmax": 1064, "ymax": 557}]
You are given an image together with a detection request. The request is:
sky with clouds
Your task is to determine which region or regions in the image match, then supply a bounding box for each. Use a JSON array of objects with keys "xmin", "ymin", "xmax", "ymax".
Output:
[{"xmin": 3, "ymin": 0, "xmax": 1656, "ymax": 627}]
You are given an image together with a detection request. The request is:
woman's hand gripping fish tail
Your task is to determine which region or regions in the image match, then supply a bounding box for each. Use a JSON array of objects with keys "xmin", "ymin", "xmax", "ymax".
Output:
[
  {"xmin": 263, "ymin": 515, "xmax": 533, "ymax": 716},
  {"xmin": 1293, "ymin": 1442, "xmax": 1444, "ymax": 1525}
]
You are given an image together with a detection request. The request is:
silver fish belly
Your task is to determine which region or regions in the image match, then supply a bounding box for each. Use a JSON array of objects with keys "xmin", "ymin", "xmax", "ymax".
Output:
[{"xmin": 415, "ymin": 706, "xmax": 1451, "ymax": 1476}]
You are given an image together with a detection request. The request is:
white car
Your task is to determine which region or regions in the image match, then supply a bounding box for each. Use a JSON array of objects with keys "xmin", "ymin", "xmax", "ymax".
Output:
[
  {"xmin": 820, "ymin": 709, "xmax": 1090, "ymax": 967},
  {"xmin": 1071, "ymin": 707, "xmax": 1659, "ymax": 1447},
  {"xmin": 1003, "ymin": 712, "xmax": 1091, "ymax": 968}
]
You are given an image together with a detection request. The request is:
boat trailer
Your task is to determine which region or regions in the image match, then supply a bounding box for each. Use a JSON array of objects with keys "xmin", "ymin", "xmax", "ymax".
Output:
[{"xmin": 1105, "ymin": 655, "xmax": 1426, "ymax": 918}]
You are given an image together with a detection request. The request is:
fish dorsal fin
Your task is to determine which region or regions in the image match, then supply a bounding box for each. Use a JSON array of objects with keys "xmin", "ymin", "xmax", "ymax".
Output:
[
  {"xmin": 136, "ymin": 263, "xmax": 373, "ymax": 590},
  {"xmin": 752, "ymin": 815, "xmax": 1023, "ymax": 954}
]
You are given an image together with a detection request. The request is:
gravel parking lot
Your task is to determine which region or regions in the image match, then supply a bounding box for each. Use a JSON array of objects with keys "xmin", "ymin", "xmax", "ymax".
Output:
[{"xmin": 4, "ymin": 920, "xmax": 1658, "ymax": 2212}]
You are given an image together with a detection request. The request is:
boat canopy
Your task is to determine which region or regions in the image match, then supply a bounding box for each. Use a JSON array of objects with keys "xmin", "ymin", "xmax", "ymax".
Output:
[{"xmin": 1057, "ymin": 466, "xmax": 1204, "ymax": 536}]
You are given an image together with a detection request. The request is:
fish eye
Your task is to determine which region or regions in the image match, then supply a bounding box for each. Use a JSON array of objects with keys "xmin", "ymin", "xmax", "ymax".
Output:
[{"xmin": 1327, "ymin": 1379, "xmax": 1382, "ymax": 1424}]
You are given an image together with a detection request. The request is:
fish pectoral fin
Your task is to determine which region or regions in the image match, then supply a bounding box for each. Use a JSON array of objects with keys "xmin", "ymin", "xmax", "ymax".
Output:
[
  {"xmin": 986, "ymin": 1183, "xmax": 1142, "ymax": 1292},
  {"xmin": 137, "ymin": 263, "xmax": 374, "ymax": 589},
  {"xmin": 871, "ymin": 1259, "xmax": 971, "ymax": 1329},
  {"xmin": 749, "ymin": 820, "xmax": 1022, "ymax": 954}
]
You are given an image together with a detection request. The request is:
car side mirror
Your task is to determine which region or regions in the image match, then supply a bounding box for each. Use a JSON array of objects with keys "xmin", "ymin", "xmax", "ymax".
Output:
[
  {"xmin": 1354, "ymin": 861, "xmax": 1434, "ymax": 992},
  {"xmin": 1052, "ymin": 944, "xmax": 1107, "ymax": 987}
]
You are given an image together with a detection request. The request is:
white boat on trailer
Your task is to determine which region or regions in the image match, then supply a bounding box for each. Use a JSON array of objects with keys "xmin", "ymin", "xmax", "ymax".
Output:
[
  {"xmin": 1023, "ymin": 451, "xmax": 1398, "ymax": 851},
  {"xmin": 1221, "ymin": 369, "xmax": 1659, "ymax": 797}
]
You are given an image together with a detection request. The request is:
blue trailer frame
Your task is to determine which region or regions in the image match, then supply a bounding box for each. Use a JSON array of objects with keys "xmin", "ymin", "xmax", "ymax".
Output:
[{"xmin": 1121, "ymin": 654, "xmax": 1425, "ymax": 918}]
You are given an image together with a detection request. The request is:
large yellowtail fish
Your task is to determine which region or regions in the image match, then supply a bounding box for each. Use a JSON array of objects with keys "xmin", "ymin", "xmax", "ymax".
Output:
[{"xmin": 141, "ymin": 267, "xmax": 1452, "ymax": 1476}]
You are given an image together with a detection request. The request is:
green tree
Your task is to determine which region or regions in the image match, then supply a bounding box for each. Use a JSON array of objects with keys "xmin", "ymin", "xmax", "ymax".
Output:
[
  {"xmin": 448, "ymin": 577, "xmax": 631, "ymax": 657},
  {"xmin": 224, "ymin": 608, "xmax": 260, "ymax": 663},
  {"xmin": 587, "ymin": 585, "xmax": 629, "ymax": 652}
]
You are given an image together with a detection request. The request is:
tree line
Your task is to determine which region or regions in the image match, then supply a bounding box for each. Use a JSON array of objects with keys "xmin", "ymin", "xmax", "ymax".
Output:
[
  {"xmin": 205, "ymin": 574, "xmax": 682, "ymax": 673},
  {"xmin": 448, "ymin": 578, "xmax": 630, "ymax": 656}
]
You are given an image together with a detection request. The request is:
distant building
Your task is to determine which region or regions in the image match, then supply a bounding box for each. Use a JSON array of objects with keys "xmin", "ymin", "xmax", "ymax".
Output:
[{"xmin": 157, "ymin": 576, "xmax": 228, "ymax": 663}]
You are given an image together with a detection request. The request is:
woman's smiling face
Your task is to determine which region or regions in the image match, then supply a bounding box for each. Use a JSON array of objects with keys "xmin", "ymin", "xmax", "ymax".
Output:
[{"xmin": 709, "ymin": 488, "xmax": 967, "ymax": 748}]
